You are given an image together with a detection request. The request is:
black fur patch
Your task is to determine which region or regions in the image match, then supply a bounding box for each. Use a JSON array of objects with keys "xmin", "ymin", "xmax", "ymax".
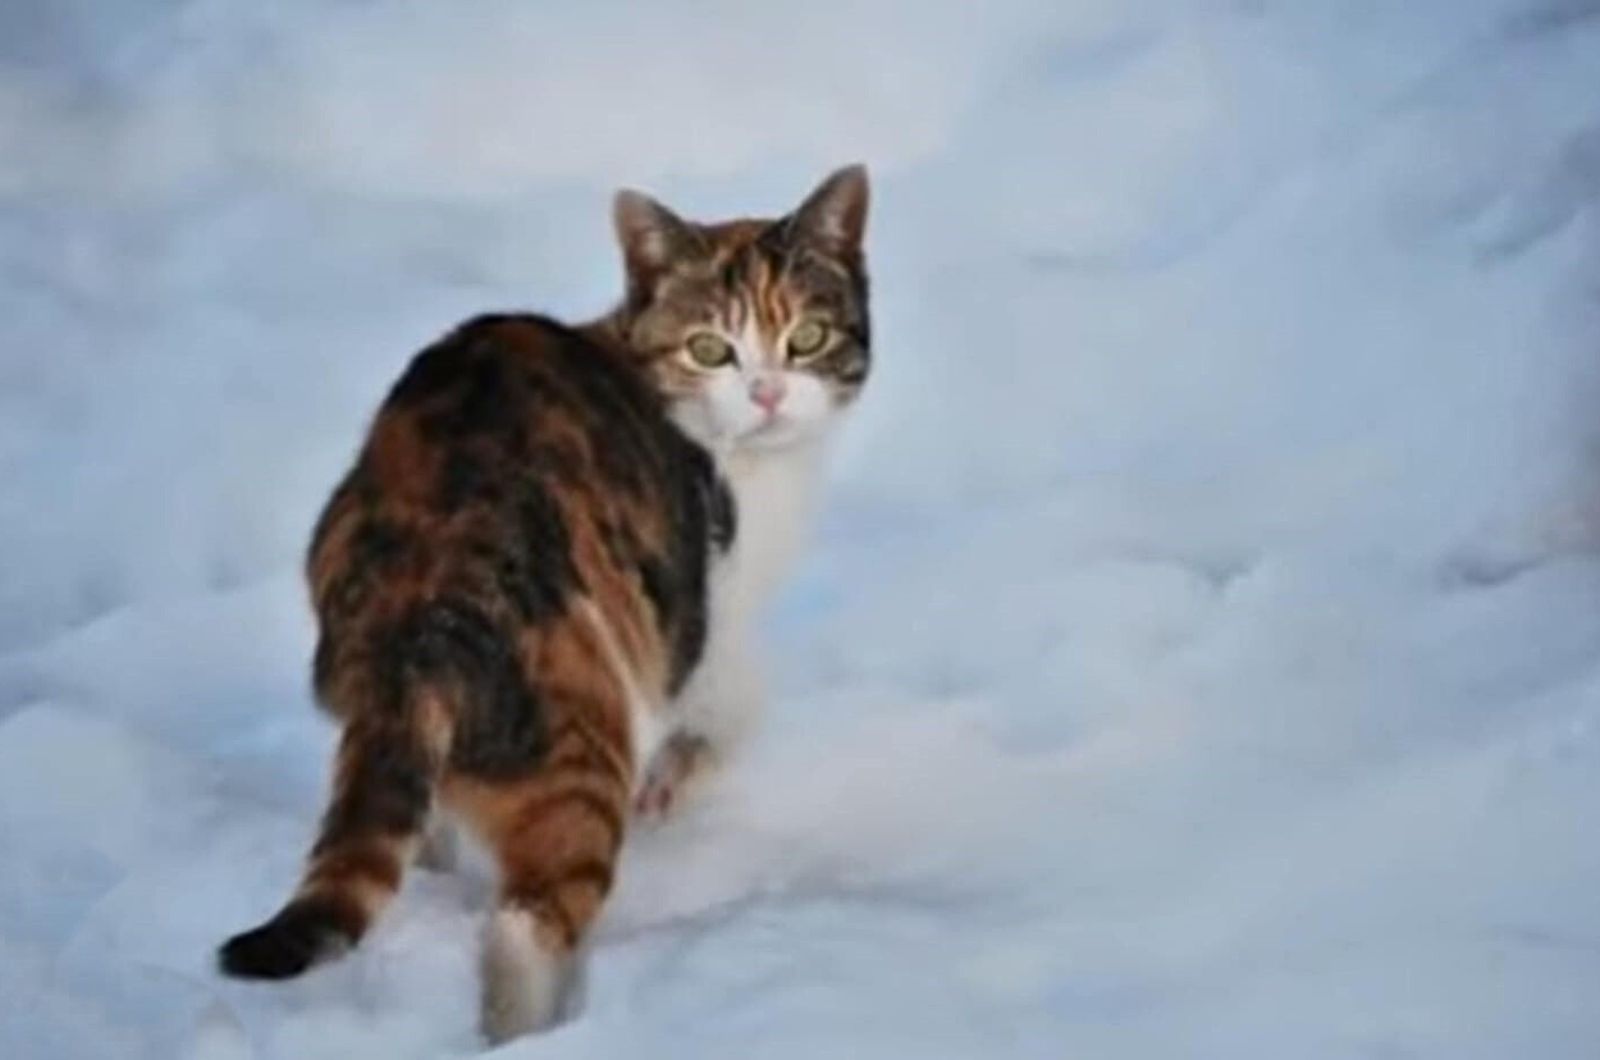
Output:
[
  {"xmin": 437, "ymin": 448, "xmax": 501, "ymax": 512},
  {"xmin": 708, "ymin": 477, "xmax": 737, "ymax": 554},
  {"xmin": 635, "ymin": 553, "xmax": 676, "ymax": 627},
  {"xmin": 373, "ymin": 597, "xmax": 548, "ymax": 778},
  {"xmin": 218, "ymin": 894, "xmax": 363, "ymax": 980},
  {"xmin": 505, "ymin": 474, "xmax": 579, "ymax": 618}
]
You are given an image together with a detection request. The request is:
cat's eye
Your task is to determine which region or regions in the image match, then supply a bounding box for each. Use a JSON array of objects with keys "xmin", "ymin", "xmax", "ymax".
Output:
[
  {"xmin": 787, "ymin": 319, "xmax": 830, "ymax": 360},
  {"xmin": 685, "ymin": 332, "xmax": 735, "ymax": 368}
]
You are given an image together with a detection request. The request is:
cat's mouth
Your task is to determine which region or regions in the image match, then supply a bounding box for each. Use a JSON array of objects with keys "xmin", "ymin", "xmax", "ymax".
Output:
[{"xmin": 737, "ymin": 414, "xmax": 807, "ymax": 449}]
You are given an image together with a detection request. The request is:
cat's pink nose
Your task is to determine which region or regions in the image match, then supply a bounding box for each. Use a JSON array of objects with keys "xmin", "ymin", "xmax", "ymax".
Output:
[{"xmin": 749, "ymin": 375, "xmax": 786, "ymax": 414}]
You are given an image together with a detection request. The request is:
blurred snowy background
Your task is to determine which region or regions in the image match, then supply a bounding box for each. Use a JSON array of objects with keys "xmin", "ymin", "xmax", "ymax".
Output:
[{"xmin": 3, "ymin": 1, "xmax": 1600, "ymax": 1056}]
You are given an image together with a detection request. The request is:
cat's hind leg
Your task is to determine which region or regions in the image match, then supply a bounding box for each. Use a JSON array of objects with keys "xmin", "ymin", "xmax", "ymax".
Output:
[{"xmin": 449, "ymin": 675, "xmax": 632, "ymax": 1043}]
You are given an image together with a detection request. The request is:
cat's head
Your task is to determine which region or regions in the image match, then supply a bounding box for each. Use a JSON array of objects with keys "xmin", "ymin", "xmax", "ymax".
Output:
[{"xmin": 610, "ymin": 166, "xmax": 871, "ymax": 452}]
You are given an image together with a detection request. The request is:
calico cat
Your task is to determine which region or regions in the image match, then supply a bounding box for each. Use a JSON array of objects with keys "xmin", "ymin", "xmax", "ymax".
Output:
[{"xmin": 217, "ymin": 165, "xmax": 871, "ymax": 1043}]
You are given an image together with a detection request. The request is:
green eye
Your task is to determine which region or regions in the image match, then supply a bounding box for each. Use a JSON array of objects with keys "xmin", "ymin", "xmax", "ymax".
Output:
[
  {"xmin": 686, "ymin": 332, "xmax": 735, "ymax": 368},
  {"xmin": 787, "ymin": 319, "xmax": 830, "ymax": 359}
]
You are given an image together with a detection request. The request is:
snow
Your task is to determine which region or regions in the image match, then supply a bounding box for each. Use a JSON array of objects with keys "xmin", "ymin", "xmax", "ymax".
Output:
[{"xmin": 4, "ymin": 0, "xmax": 1600, "ymax": 1056}]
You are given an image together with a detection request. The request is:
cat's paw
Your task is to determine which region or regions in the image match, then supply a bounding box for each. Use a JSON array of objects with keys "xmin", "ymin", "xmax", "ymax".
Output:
[{"xmin": 633, "ymin": 734, "xmax": 712, "ymax": 824}]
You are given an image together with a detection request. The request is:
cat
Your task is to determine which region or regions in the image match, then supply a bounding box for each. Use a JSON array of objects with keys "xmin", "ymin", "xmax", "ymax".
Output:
[{"xmin": 217, "ymin": 165, "xmax": 871, "ymax": 1043}]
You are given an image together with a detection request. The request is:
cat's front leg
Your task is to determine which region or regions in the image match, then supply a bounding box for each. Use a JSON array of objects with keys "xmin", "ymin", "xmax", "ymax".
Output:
[
  {"xmin": 634, "ymin": 731, "xmax": 713, "ymax": 820},
  {"xmin": 634, "ymin": 636, "xmax": 762, "ymax": 823}
]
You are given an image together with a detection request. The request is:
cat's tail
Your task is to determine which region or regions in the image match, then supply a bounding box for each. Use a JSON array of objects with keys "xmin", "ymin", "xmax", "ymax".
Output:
[{"xmin": 218, "ymin": 683, "xmax": 451, "ymax": 980}]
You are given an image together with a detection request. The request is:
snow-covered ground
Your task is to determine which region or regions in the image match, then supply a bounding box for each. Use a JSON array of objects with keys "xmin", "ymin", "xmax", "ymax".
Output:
[{"xmin": 4, "ymin": 1, "xmax": 1600, "ymax": 1056}]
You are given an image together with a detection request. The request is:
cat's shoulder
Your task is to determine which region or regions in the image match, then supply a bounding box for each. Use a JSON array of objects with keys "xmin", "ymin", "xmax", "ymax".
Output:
[{"xmin": 381, "ymin": 312, "xmax": 589, "ymax": 406}]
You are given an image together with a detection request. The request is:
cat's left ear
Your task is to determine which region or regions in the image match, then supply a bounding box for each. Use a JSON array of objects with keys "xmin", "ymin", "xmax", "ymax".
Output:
[{"xmin": 784, "ymin": 164, "xmax": 870, "ymax": 260}]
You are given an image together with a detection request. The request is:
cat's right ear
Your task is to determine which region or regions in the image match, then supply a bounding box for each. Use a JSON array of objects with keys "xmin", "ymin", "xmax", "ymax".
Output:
[{"xmin": 613, "ymin": 189, "xmax": 701, "ymax": 300}]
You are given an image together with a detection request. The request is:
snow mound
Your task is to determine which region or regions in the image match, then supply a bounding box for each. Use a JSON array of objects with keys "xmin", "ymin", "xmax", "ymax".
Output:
[{"xmin": 3, "ymin": 1, "xmax": 1600, "ymax": 1056}]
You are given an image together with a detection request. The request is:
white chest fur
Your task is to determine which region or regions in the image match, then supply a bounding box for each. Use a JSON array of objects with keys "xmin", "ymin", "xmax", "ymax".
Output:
[
  {"xmin": 636, "ymin": 438, "xmax": 829, "ymax": 771},
  {"xmin": 714, "ymin": 437, "xmax": 829, "ymax": 623}
]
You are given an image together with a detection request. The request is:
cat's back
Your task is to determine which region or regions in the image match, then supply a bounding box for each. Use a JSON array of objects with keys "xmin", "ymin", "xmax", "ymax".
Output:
[
  {"xmin": 380, "ymin": 312, "xmax": 662, "ymax": 477},
  {"xmin": 327, "ymin": 313, "xmax": 683, "ymax": 529},
  {"xmin": 307, "ymin": 313, "xmax": 733, "ymax": 714}
]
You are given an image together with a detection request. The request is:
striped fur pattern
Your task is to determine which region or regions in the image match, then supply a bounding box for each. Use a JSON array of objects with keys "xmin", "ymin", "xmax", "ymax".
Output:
[{"xmin": 217, "ymin": 166, "xmax": 871, "ymax": 1045}]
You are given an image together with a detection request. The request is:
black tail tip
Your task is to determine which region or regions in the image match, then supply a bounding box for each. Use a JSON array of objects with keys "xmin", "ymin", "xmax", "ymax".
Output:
[{"xmin": 218, "ymin": 899, "xmax": 359, "ymax": 980}]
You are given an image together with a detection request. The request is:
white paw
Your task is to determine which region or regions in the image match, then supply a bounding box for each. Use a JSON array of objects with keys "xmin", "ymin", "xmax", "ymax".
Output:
[
  {"xmin": 633, "ymin": 735, "xmax": 711, "ymax": 824},
  {"xmin": 480, "ymin": 910, "xmax": 573, "ymax": 1045}
]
